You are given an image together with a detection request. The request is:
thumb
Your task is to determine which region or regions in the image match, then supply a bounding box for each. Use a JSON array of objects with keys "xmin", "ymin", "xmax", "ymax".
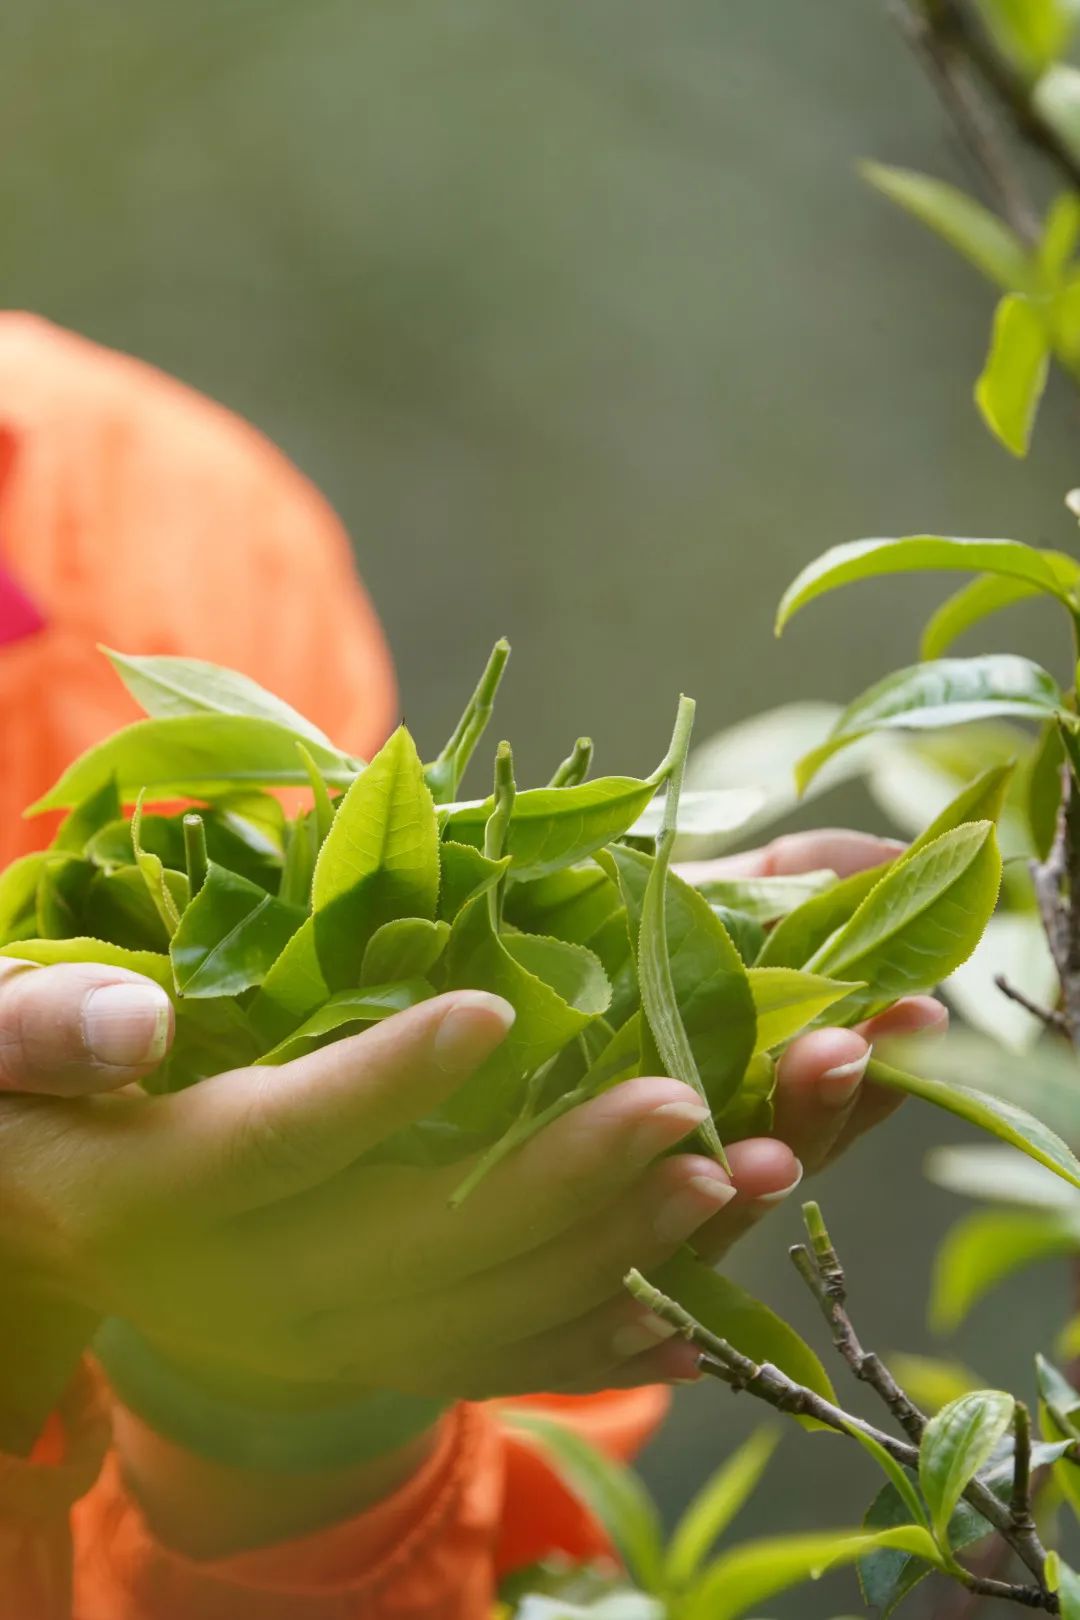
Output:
[
  {"xmin": 157, "ymin": 990, "xmax": 515, "ymax": 1214},
  {"xmin": 0, "ymin": 960, "xmax": 173, "ymax": 1096}
]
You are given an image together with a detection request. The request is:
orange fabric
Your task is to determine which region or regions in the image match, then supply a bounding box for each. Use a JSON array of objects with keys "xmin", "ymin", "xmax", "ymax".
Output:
[
  {"xmin": 0, "ymin": 311, "xmax": 397, "ymax": 863},
  {"xmin": 0, "ymin": 1375, "xmax": 668, "ymax": 1619}
]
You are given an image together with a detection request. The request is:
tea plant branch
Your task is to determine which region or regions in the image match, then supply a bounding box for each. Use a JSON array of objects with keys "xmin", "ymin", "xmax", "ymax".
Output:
[
  {"xmin": 924, "ymin": 0, "xmax": 1080, "ymax": 196},
  {"xmin": 624, "ymin": 1267, "xmax": 1049, "ymax": 1596},
  {"xmin": 882, "ymin": 0, "xmax": 1040, "ymax": 242},
  {"xmin": 790, "ymin": 1200, "xmax": 927, "ymax": 1444},
  {"xmin": 548, "ymin": 737, "xmax": 593, "ymax": 788},
  {"xmin": 994, "ymin": 974, "xmax": 1070, "ymax": 1037}
]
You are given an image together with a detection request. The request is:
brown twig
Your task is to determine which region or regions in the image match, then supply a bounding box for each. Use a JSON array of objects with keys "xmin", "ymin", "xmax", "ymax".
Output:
[
  {"xmin": 624, "ymin": 1265, "xmax": 1052, "ymax": 1606},
  {"xmin": 883, "ymin": 0, "xmax": 1041, "ymax": 241},
  {"xmin": 993, "ymin": 974, "xmax": 1070, "ymax": 1036},
  {"xmin": 792, "ymin": 1201, "xmax": 927, "ymax": 1444}
]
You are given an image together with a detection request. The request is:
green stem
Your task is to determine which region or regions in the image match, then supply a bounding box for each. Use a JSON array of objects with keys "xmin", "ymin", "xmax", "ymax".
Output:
[
  {"xmin": 183, "ymin": 814, "xmax": 209, "ymax": 897},
  {"xmin": 425, "ymin": 639, "xmax": 511, "ymax": 801},
  {"xmin": 484, "ymin": 742, "xmax": 516, "ymax": 928},
  {"xmin": 548, "ymin": 737, "xmax": 594, "ymax": 789},
  {"xmin": 449, "ymin": 1084, "xmax": 588, "ymax": 1209}
]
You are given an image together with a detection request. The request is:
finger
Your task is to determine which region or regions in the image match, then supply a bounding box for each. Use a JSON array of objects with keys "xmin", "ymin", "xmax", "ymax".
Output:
[
  {"xmin": 770, "ymin": 1027, "xmax": 872, "ymax": 1172},
  {"xmin": 821, "ymin": 995, "xmax": 949, "ymax": 1168},
  {"xmin": 154, "ymin": 991, "xmax": 515, "ymax": 1214},
  {"xmin": 677, "ymin": 829, "xmax": 903, "ymax": 885},
  {"xmin": 433, "ymin": 1293, "xmax": 702, "ymax": 1399},
  {"xmin": 691, "ymin": 1136, "xmax": 804, "ymax": 1263},
  {"xmin": 326, "ymin": 1153, "xmax": 735, "ymax": 1384},
  {"xmin": 0, "ymin": 960, "xmax": 173, "ymax": 1096},
  {"xmin": 261, "ymin": 1077, "xmax": 717, "ymax": 1303}
]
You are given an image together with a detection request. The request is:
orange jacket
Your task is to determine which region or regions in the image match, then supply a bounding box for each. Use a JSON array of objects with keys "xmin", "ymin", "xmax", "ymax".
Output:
[{"xmin": 0, "ymin": 314, "xmax": 668, "ymax": 1617}]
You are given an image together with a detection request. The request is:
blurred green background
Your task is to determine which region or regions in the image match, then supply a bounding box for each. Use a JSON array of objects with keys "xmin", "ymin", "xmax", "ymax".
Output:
[{"xmin": 4, "ymin": 2, "xmax": 1078, "ymax": 1611}]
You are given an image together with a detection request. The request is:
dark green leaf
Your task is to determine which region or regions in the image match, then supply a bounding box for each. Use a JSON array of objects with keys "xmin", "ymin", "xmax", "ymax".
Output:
[
  {"xmin": 504, "ymin": 865, "xmax": 622, "ymax": 947},
  {"xmin": 132, "ymin": 795, "xmax": 187, "ymax": 935},
  {"xmin": 438, "ymin": 842, "xmax": 512, "ymax": 923},
  {"xmin": 170, "ymin": 863, "xmax": 306, "ymax": 997}
]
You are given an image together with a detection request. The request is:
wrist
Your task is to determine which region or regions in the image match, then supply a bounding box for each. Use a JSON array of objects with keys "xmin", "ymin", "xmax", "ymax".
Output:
[{"xmin": 95, "ymin": 1317, "xmax": 447, "ymax": 1474}]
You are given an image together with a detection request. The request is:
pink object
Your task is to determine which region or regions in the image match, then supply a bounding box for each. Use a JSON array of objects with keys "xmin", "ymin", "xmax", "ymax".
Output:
[{"xmin": 0, "ymin": 562, "xmax": 45, "ymax": 647}]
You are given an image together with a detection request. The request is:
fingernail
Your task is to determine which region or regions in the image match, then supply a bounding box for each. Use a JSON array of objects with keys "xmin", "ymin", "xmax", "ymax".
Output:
[
  {"xmin": 819, "ymin": 1048, "xmax": 870, "ymax": 1107},
  {"xmin": 756, "ymin": 1160, "xmax": 805, "ymax": 1206},
  {"xmin": 630, "ymin": 1098, "xmax": 710, "ymax": 1166},
  {"xmin": 654, "ymin": 1172, "xmax": 736, "ymax": 1243},
  {"xmin": 434, "ymin": 992, "xmax": 516, "ymax": 1075},
  {"xmin": 611, "ymin": 1312, "xmax": 679, "ymax": 1360},
  {"xmin": 82, "ymin": 983, "xmax": 172, "ymax": 1069}
]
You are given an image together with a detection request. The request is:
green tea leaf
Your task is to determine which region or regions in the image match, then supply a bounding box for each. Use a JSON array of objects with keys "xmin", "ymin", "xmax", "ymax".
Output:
[
  {"xmin": 887, "ymin": 1355, "xmax": 983, "ymax": 1415},
  {"xmin": 975, "ymin": 294, "xmax": 1050, "ymax": 456},
  {"xmin": 103, "ymin": 648, "xmax": 337, "ymax": 749},
  {"xmin": 132, "ymin": 794, "xmax": 186, "ymax": 936},
  {"xmin": 867, "ymin": 1055, "xmax": 1080, "ymax": 1190},
  {"xmin": 600, "ymin": 844, "xmax": 756, "ymax": 1118},
  {"xmin": 712, "ymin": 1052, "xmax": 776, "ymax": 1141},
  {"xmin": 860, "ymin": 163, "xmax": 1034, "ymax": 292},
  {"xmin": 684, "ymin": 1525, "xmax": 942, "ymax": 1620},
  {"xmin": 665, "ymin": 1428, "xmax": 779, "ymax": 1589},
  {"xmin": 920, "ymin": 572, "xmax": 1046, "ymax": 659},
  {"xmin": 432, "ymin": 896, "xmax": 608, "ymax": 1137},
  {"xmin": 746, "ymin": 967, "xmax": 861, "ymax": 1053},
  {"xmin": 806, "ymin": 823, "xmax": 1002, "ymax": 1019},
  {"xmin": 442, "ymin": 776, "xmax": 660, "ymax": 881},
  {"xmin": 930, "ymin": 1208, "xmax": 1080, "ymax": 1332},
  {"xmin": 796, "ymin": 658, "xmax": 1062, "ymax": 791},
  {"xmin": 51, "ymin": 777, "xmax": 122, "ymax": 855},
  {"xmin": 156, "ymin": 995, "xmax": 260, "ymax": 1092},
  {"xmin": 1027, "ymin": 721, "xmax": 1066, "ymax": 860},
  {"xmin": 438, "ymin": 842, "xmax": 512, "ymax": 923},
  {"xmin": 35, "ymin": 857, "xmax": 96, "ymax": 940},
  {"xmin": 777, "ymin": 536, "xmax": 1079, "ymax": 635},
  {"xmin": 256, "ymin": 981, "xmax": 435, "ymax": 1065},
  {"xmin": 170, "ymin": 863, "xmax": 306, "ymax": 997},
  {"xmin": 1048, "ymin": 1552, "xmax": 1080, "ymax": 1619},
  {"xmin": 0, "ymin": 936, "xmax": 173, "ymax": 988},
  {"xmin": 925, "ymin": 1143, "xmax": 1080, "ymax": 1210},
  {"xmin": 0, "ymin": 853, "xmax": 48, "ymax": 944},
  {"xmin": 918, "ymin": 1390, "xmax": 1015, "ymax": 1543},
  {"xmin": 360, "ymin": 918, "xmax": 450, "ymax": 985},
  {"xmin": 756, "ymin": 864, "xmax": 886, "ymax": 970},
  {"xmin": 504, "ymin": 865, "xmax": 622, "ymax": 947},
  {"xmin": 843, "ymin": 1424, "xmax": 929, "ymax": 1530},
  {"xmin": 685, "ymin": 870, "xmax": 838, "ymax": 924},
  {"xmin": 500, "ymin": 1410, "xmax": 664, "ymax": 1594},
  {"xmin": 31, "ymin": 715, "xmax": 359, "ymax": 811}
]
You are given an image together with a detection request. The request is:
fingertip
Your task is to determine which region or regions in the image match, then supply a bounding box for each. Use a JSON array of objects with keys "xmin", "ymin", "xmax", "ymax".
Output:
[
  {"xmin": 432, "ymin": 991, "xmax": 516, "ymax": 1076},
  {"xmin": 725, "ymin": 1137, "xmax": 802, "ymax": 1201},
  {"xmin": 82, "ymin": 981, "xmax": 174, "ymax": 1075},
  {"xmin": 777, "ymin": 1027, "xmax": 868, "ymax": 1090}
]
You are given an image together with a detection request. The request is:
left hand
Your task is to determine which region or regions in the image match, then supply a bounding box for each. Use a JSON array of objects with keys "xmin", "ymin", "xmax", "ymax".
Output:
[{"xmin": 677, "ymin": 828, "xmax": 948, "ymax": 1267}]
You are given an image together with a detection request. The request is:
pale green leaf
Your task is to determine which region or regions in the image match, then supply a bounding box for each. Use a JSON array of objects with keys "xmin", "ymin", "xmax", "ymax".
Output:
[
  {"xmin": 975, "ymin": 295, "xmax": 1050, "ymax": 456},
  {"xmin": 796, "ymin": 657, "xmax": 1062, "ymax": 792},
  {"xmin": 360, "ymin": 918, "xmax": 450, "ymax": 985},
  {"xmin": 918, "ymin": 1390, "xmax": 1015, "ymax": 1543},
  {"xmin": 920, "ymin": 573, "xmax": 1046, "ymax": 659},
  {"xmin": 747, "ymin": 967, "xmax": 861, "ymax": 1052},
  {"xmin": 930, "ymin": 1207, "xmax": 1080, "ymax": 1332},
  {"xmin": 665, "ymin": 1428, "xmax": 779, "ymax": 1589},
  {"xmin": 861, "ymin": 163, "xmax": 1033, "ymax": 292},
  {"xmin": 777, "ymin": 536, "xmax": 1079, "ymax": 635},
  {"xmin": 103, "ymin": 648, "xmax": 336, "ymax": 748},
  {"xmin": 256, "ymin": 981, "xmax": 435, "ymax": 1065},
  {"xmin": 500, "ymin": 1410, "xmax": 664, "ymax": 1593},
  {"xmin": 926, "ymin": 1143, "xmax": 1080, "ymax": 1211}
]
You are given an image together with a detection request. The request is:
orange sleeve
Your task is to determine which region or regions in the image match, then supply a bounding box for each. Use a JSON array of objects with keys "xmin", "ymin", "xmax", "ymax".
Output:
[
  {"xmin": 69, "ymin": 1390, "xmax": 669, "ymax": 1620},
  {"xmin": 0, "ymin": 1364, "xmax": 110, "ymax": 1620},
  {"xmin": 0, "ymin": 312, "xmax": 396, "ymax": 864}
]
